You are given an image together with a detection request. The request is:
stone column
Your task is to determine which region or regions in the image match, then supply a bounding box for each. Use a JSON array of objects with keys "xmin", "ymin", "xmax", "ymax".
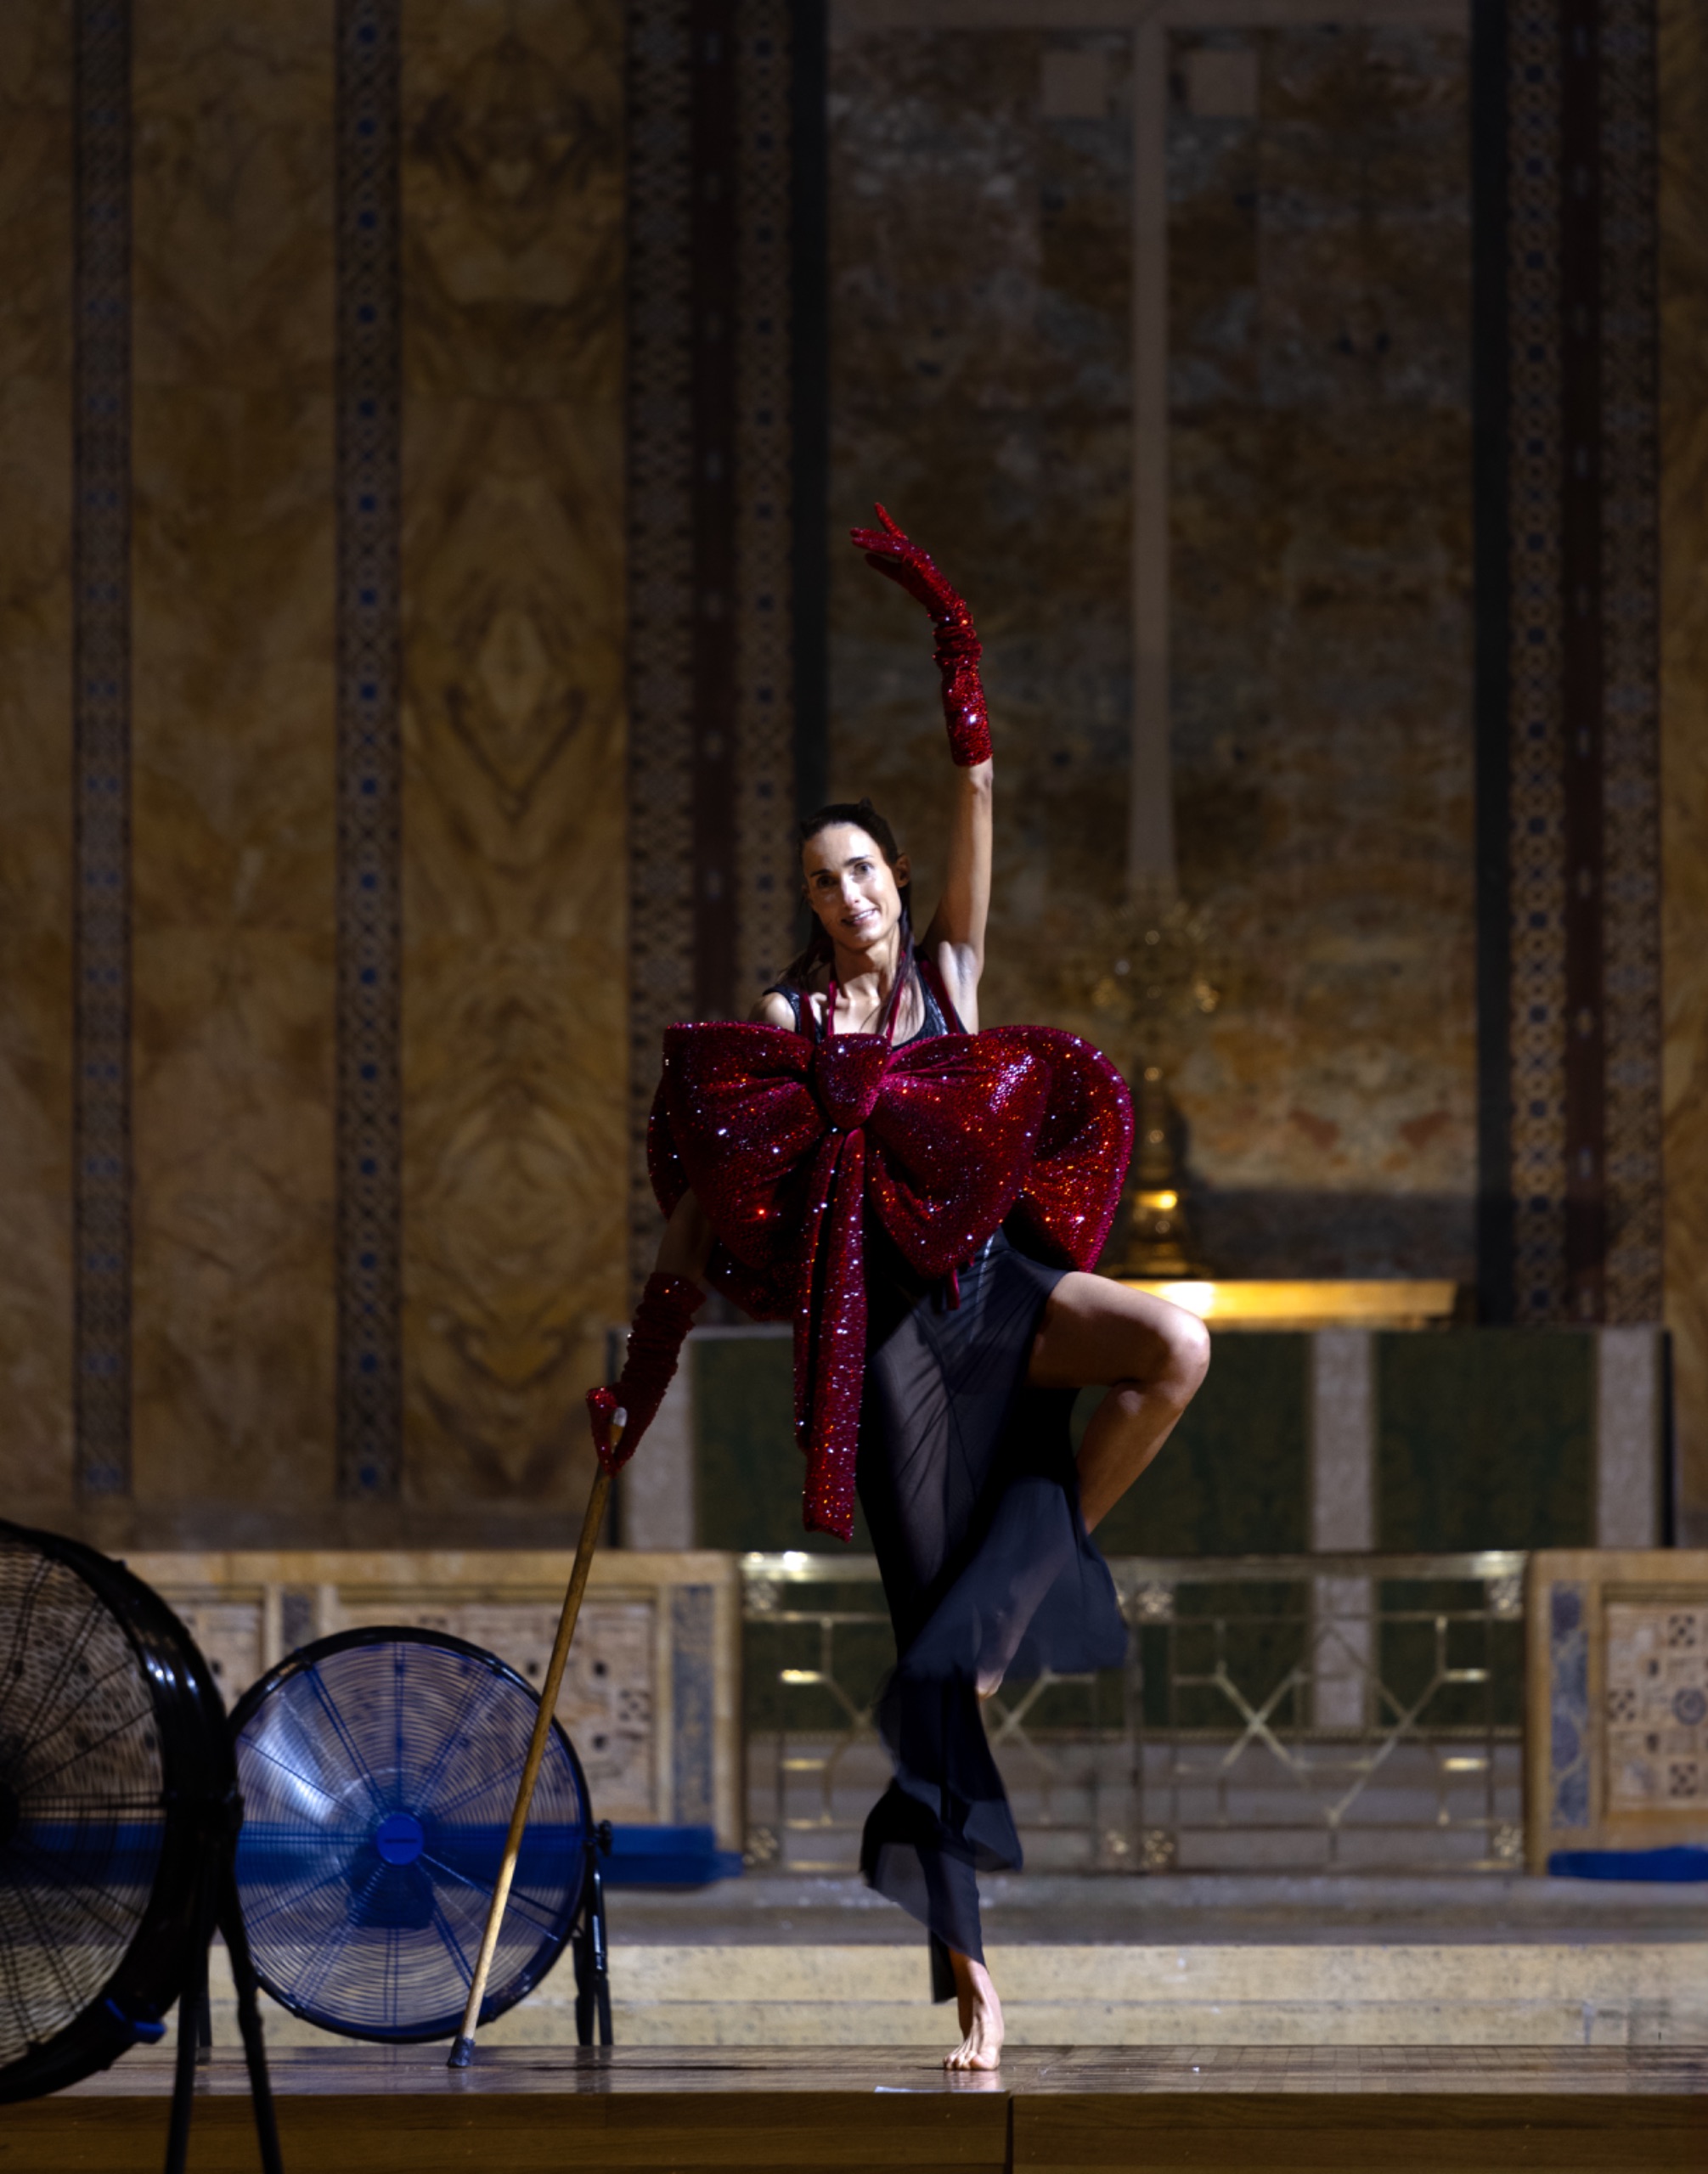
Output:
[
  {"xmin": 1595, "ymin": 1325, "xmax": 1664, "ymax": 1547},
  {"xmin": 1310, "ymin": 1329, "xmax": 1376, "ymax": 1732},
  {"xmin": 617, "ymin": 1335, "xmax": 696, "ymax": 1552}
]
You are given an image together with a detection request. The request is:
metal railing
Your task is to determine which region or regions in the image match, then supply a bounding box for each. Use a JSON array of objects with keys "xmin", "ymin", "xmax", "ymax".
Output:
[{"xmin": 741, "ymin": 1551, "xmax": 1527, "ymax": 1876}]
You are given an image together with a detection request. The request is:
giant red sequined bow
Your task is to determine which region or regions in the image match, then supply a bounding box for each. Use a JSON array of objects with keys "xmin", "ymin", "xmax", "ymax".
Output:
[{"xmin": 648, "ymin": 1024, "xmax": 1133, "ymax": 1540}]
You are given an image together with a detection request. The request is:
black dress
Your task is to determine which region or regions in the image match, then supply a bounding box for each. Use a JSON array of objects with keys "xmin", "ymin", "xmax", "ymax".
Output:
[{"xmin": 768, "ymin": 972, "xmax": 1128, "ymax": 1998}]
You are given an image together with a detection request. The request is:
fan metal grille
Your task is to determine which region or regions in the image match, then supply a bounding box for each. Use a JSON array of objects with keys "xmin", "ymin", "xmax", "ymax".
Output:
[
  {"xmin": 0, "ymin": 1539, "xmax": 166, "ymax": 2069},
  {"xmin": 233, "ymin": 1630, "xmax": 589, "ymax": 2042}
]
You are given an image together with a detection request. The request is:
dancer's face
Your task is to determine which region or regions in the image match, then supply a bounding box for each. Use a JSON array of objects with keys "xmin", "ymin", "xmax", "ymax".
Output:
[{"xmin": 801, "ymin": 823, "xmax": 910, "ymax": 961}]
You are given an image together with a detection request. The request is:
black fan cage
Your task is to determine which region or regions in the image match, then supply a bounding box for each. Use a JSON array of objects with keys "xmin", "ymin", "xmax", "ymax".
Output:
[
  {"xmin": 230, "ymin": 1625, "xmax": 592, "ymax": 2043},
  {"xmin": 0, "ymin": 1519, "xmax": 233, "ymax": 2104}
]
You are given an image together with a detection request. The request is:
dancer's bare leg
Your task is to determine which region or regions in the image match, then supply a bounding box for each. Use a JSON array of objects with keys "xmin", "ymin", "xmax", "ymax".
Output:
[
  {"xmin": 1029, "ymin": 1274, "xmax": 1211, "ymax": 1533},
  {"xmin": 945, "ymin": 1288, "xmax": 1202, "ymax": 2061},
  {"xmin": 944, "ymin": 1950, "xmax": 1004, "ymax": 2070},
  {"xmin": 968, "ymin": 1281, "xmax": 1206, "ymax": 1700},
  {"xmin": 952, "ymin": 1287, "xmax": 1203, "ymax": 2043}
]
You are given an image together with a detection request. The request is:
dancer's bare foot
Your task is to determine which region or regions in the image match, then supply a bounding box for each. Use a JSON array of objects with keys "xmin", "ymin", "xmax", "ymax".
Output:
[{"xmin": 944, "ymin": 1950, "xmax": 1004, "ymax": 2070}]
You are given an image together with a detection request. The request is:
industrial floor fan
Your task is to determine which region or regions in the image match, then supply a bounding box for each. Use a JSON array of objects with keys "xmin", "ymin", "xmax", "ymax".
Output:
[
  {"xmin": 229, "ymin": 1626, "xmax": 610, "ymax": 2045},
  {"xmin": 0, "ymin": 1518, "xmax": 283, "ymax": 2173}
]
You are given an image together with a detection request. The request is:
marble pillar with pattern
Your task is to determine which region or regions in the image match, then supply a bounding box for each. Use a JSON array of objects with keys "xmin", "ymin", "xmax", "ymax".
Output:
[
  {"xmin": 129, "ymin": 0, "xmax": 340, "ymax": 1526},
  {"xmin": 399, "ymin": 0, "xmax": 628, "ymax": 1517},
  {"xmin": 0, "ymin": 0, "xmax": 76, "ymax": 1513}
]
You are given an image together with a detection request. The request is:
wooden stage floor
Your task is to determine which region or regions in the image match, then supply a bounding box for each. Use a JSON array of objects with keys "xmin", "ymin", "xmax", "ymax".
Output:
[{"xmin": 9, "ymin": 2045, "xmax": 1706, "ymax": 2172}]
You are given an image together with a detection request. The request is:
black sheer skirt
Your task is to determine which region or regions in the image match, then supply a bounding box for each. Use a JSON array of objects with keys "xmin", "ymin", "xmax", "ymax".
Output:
[{"xmin": 854, "ymin": 1225, "xmax": 1128, "ymax": 2000}]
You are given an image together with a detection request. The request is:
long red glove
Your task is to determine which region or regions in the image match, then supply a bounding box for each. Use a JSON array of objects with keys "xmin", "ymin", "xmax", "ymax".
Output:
[
  {"xmin": 849, "ymin": 504, "xmax": 992, "ymax": 767},
  {"xmin": 586, "ymin": 1273, "xmax": 704, "ymax": 1475}
]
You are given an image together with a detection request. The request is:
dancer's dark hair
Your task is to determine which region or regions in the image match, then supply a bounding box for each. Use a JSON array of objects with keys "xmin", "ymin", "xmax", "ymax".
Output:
[{"xmin": 777, "ymin": 797, "xmax": 916, "ymax": 1035}]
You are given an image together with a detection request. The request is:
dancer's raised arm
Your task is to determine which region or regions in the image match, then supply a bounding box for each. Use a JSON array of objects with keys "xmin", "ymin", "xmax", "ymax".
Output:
[
  {"xmin": 849, "ymin": 504, "xmax": 993, "ymax": 1028},
  {"xmin": 922, "ymin": 758, "xmax": 992, "ymax": 1033}
]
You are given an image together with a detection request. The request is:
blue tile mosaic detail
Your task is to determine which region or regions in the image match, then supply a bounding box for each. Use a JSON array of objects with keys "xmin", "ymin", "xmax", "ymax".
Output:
[
  {"xmin": 335, "ymin": 0, "xmax": 402, "ymax": 1496},
  {"xmin": 1547, "ymin": 1577, "xmax": 1591, "ymax": 1830},
  {"xmin": 72, "ymin": 1, "xmax": 133, "ymax": 1498},
  {"xmin": 671, "ymin": 1584, "xmax": 716, "ymax": 1826}
]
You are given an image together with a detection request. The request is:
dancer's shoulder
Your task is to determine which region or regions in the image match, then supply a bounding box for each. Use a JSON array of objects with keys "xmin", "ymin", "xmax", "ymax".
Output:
[{"xmin": 752, "ymin": 988, "xmax": 798, "ymax": 1030}]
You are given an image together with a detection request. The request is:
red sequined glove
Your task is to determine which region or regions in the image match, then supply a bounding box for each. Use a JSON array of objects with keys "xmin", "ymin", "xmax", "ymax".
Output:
[
  {"xmin": 586, "ymin": 1274, "xmax": 704, "ymax": 1475},
  {"xmin": 849, "ymin": 504, "xmax": 992, "ymax": 767}
]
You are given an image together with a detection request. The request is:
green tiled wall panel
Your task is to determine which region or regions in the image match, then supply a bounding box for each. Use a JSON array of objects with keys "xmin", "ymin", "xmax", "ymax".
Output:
[
  {"xmin": 1085, "ymin": 1334, "xmax": 1311, "ymax": 1557},
  {"xmin": 693, "ymin": 1335, "xmax": 873, "ymax": 1554},
  {"xmin": 693, "ymin": 1326, "xmax": 1598, "ymax": 1561},
  {"xmin": 1375, "ymin": 1328, "xmax": 1594, "ymax": 1552}
]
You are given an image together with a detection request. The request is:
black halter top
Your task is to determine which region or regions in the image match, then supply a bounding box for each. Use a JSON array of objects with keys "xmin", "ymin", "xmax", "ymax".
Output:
[{"xmin": 766, "ymin": 958, "xmax": 957, "ymax": 1049}]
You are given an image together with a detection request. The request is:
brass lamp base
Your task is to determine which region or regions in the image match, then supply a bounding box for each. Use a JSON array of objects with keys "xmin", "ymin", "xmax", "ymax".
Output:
[
  {"xmin": 1121, "ymin": 1187, "xmax": 1196, "ymax": 1278},
  {"xmin": 1114, "ymin": 1064, "xmax": 1204, "ymax": 1279}
]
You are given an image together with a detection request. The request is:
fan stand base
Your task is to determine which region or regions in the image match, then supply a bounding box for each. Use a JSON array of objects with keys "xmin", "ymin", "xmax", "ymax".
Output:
[
  {"xmin": 449, "ymin": 1822, "xmax": 612, "ymax": 2069},
  {"xmin": 164, "ymin": 1860, "xmax": 282, "ymax": 2174},
  {"xmin": 449, "ymin": 1817, "xmax": 617, "ymax": 2070},
  {"xmin": 572, "ymin": 1827, "xmax": 614, "ymax": 2048}
]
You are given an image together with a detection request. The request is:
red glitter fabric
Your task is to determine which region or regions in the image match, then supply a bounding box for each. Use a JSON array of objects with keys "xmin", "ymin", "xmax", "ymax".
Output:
[
  {"xmin": 848, "ymin": 504, "xmax": 993, "ymax": 768},
  {"xmin": 649, "ymin": 1024, "xmax": 1133, "ymax": 1539}
]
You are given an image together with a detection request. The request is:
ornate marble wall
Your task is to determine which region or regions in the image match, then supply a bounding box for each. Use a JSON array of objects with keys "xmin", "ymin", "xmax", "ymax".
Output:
[
  {"xmin": 1165, "ymin": 25, "xmax": 1474, "ymax": 1280},
  {"xmin": 826, "ymin": 18, "xmax": 1476, "ymax": 1280},
  {"xmin": 0, "ymin": 1, "xmax": 626, "ymax": 1548},
  {"xmin": 2, "ymin": 2, "xmax": 1700, "ymax": 1546},
  {"xmin": 1660, "ymin": 0, "xmax": 1708, "ymax": 1540},
  {"xmin": 128, "ymin": 0, "xmax": 339, "ymax": 1531},
  {"xmin": 827, "ymin": 22, "xmax": 1136, "ymax": 1022},
  {"xmin": 0, "ymin": 0, "xmax": 75, "ymax": 1504},
  {"xmin": 398, "ymin": 0, "xmax": 627, "ymax": 1522}
]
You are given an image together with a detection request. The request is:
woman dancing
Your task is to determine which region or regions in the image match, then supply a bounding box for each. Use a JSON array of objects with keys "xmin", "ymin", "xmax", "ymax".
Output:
[{"xmin": 589, "ymin": 510, "xmax": 1210, "ymax": 2070}]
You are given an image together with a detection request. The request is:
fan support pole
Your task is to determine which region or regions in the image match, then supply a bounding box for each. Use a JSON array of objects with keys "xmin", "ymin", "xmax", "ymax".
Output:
[
  {"xmin": 448, "ymin": 1426, "xmax": 620, "ymax": 2069},
  {"xmin": 164, "ymin": 1844, "xmax": 284, "ymax": 2174}
]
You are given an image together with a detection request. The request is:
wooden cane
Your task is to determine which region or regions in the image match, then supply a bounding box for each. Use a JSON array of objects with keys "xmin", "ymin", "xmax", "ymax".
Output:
[{"xmin": 448, "ymin": 1415, "xmax": 621, "ymax": 2069}]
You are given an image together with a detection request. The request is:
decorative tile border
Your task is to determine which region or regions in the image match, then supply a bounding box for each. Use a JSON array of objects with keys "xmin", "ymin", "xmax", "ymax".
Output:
[
  {"xmin": 71, "ymin": 0, "xmax": 134, "ymax": 1499},
  {"xmin": 1505, "ymin": 0, "xmax": 1568, "ymax": 1325},
  {"xmin": 735, "ymin": 1, "xmax": 799, "ymax": 1005},
  {"xmin": 789, "ymin": 2, "xmax": 830, "ymax": 824},
  {"xmin": 689, "ymin": 1, "xmax": 741, "ymax": 1022},
  {"xmin": 333, "ymin": 0, "xmax": 403, "ymax": 1495},
  {"xmin": 626, "ymin": 0, "xmax": 800, "ymax": 1287},
  {"xmin": 1502, "ymin": 0, "xmax": 1660, "ymax": 1327},
  {"xmin": 626, "ymin": 0, "xmax": 698, "ymax": 1294},
  {"xmin": 1527, "ymin": 1550, "xmax": 1708, "ymax": 1865},
  {"xmin": 1597, "ymin": 0, "xmax": 1661, "ymax": 1325},
  {"xmin": 670, "ymin": 1582, "xmax": 717, "ymax": 1823},
  {"xmin": 1557, "ymin": 0, "xmax": 1607, "ymax": 1321},
  {"xmin": 1547, "ymin": 1577, "xmax": 1591, "ymax": 1830}
]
